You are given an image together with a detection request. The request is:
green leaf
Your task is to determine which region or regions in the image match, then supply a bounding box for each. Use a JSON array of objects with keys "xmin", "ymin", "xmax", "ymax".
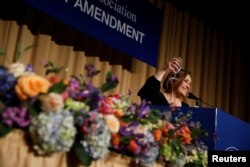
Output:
[
  {"xmin": 48, "ymin": 81, "xmax": 67, "ymax": 93},
  {"xmin": 172, "ymin": 140, "xmax": 183, "ymax": 155},
  {"xmin": 191, "ymin": 127, "xmax": 208, "ymax": 139},
  {"xmin": 120, "ymin": 115, "xmax": 134, "ymax": 122},
  {"xmin": 184, "ymin": 161, "xmax": 203, "ymax": 167},
  {"xmin": 100, "ymin": 82, "xmax": 117, "ymax": 93},
  {"xmin": 23, "ymin": 44, "xmax": 36, "ymax": 53},
  {"xmin": 14, "ymin": 42, "xmax": 21, "ymax": 61},
  {"xmin": 145, "ymin": 109, "xmax": 161, "ymax": 123},
  {"xmin": 44, "ymin": 61, "xmax": 54, "ymax": 68},
  {"xmin": 0, "ymin": 99, "xmax": 4, "ymax": 109},
  {"xmin": 0, "ymin": 49, "xmax": 6, "ymax": 56},
  {"xmin": 100, "ymin": 72, "xmax": 118, "ymax": 92},
  {"xmin": 24, "ymin": 101, "xmax": 38, "ymax": 117},
  {"xmin": 0, "ymin": 122, "xmax": 13, "ymax": 137},
  {"xmin": 73, "ymin": 140, "xmax": 92, "ymax": 166},
  {"xmin": 121, "ymin": 136, "xmax": 131, "ymax": 144}
]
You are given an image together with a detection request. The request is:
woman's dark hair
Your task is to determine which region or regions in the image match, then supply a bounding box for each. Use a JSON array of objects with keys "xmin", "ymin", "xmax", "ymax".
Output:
[{"xmin": 162, "ymin": 69, "xmax": 191, "ymax": 93}]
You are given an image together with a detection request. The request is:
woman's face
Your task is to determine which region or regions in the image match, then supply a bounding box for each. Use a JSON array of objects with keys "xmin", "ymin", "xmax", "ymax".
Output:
[{"xmin": 177, "ymin": 74, "xmax": 192, "ymax": 97}]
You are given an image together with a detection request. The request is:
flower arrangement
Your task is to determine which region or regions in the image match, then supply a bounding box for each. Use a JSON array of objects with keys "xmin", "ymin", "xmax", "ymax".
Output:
[{"xmin": 0, "ymin": 61, "xmax": 208, "ymax": 167}]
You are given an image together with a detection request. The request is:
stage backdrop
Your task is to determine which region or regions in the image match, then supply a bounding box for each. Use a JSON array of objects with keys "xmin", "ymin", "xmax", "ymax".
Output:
[{"xmin": 22, "ymin": 0, "xmax": 163, "ymax": 67}]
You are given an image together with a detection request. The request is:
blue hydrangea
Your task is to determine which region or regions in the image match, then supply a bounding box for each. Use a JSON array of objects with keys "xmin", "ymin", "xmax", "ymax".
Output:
[
  {"xmin": 80, "ymin": 113, "xmax": 111, "ymax": 160},
  {"xmin": 29, "ymin": 110, "xmax": 76, "ymax": 155},
  {"xmin": 0, "ymin": 67, "xmax": 15, "ymax": 96},
  {"xmin": 135, "ymin": 132, "xmax": 159, "ymax": 167}
]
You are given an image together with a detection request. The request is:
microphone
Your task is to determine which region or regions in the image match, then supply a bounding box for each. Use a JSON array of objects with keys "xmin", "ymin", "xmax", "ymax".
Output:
[
  {"xmin": 187, "ymin": 92, "xmax": 215, "ymax": 108},
  {"xmin": 187, "ymin": 92, "xmax": 200, "ymax": 100}
]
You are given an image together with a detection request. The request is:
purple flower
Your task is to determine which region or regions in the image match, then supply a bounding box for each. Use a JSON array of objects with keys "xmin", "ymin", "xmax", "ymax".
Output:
[
  {"xmin": 1, "ymin": 106, "xmax": 31, "ymax": 127},
  {"xmin": 84, "ymin": 64, "xmax": 100, "ymax": 78},
  {"xmin": 67, "ymin": 77, "xmax": 82, "ymax": 99},
  {"xmin": 127, "ymin": 103, "xmax": 137, "ymax": 114},
  {"xmin": 69, "ymin": 77, "xmax": 80, "ymax": 91},
  {"xmin": 189, "ymin": 121, "xmax": 196, "ymax": 128},
  {"xmin": 136, "ymin": 101, "xmax": 151, "ymax": 118},
  {"xmin": 120, "ymin": 122, "xmax": 139, "ymax": 136},
  {"xmin": 120, "ymin": 126, "xmax": 132, "ymax": 136},
  {"xmin": 106, "ymin": 72, "xmax": 119, "ymax": 85},
  {"xmin": 25, "ymin": 63, "xmax": 34, "ymax": 72}
]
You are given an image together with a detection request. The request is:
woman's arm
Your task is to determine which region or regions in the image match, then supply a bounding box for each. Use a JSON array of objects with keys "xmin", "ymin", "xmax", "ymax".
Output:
[{"xmin": 137, "ymin": 57, "xmax": 182, "ymax": 103}]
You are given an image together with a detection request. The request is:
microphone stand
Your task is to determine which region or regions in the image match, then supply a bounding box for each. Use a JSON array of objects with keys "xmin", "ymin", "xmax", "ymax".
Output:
[
  {"xmin": 195, "ymin": 100, "xmax": 199, "ymax": 107},
  {"xmin": 194, "ymin": 98, "xmax": 214, "ymax": 108},
  {"xmin": 188, "ymin": 93, "xmax": 214, "ymax": 108}
]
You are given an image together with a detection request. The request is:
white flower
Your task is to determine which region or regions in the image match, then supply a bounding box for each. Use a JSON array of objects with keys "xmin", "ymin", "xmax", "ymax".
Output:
[{"xmin": 8, "ymin": 62, "xmax": 30, "ymax": 77}]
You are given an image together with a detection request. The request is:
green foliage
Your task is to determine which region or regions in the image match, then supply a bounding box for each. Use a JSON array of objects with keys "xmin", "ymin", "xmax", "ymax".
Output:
[
  {"xmin": 73, "ymin": 140, "xmax": 92, "ymax": 166},
  {"xmin": 184, "ymin": 161, "xmax": 204, "ymax": 167},
  {"xmin": 191, "ymin": 125, "xmax": 209, "ymax": 139},
  {"xmin": 120, "ymin": 114, "xmax": 134, "ymax": 123},
  {"xmin": 121, "ymin": 108, "xmax": 161, "ymax": 125},
  {"xmin": 0, "ymin": 49, "xmax": 6, "ymax": 57},
  {"xmin": 143, "ymin": 109, "xmax": 161, "ymax": 123},
  {"xmin": 24, "ymin": 101, "xmax": 38, "ymax": 117},
  {"xmin": 44, "ymin": 61, "xmax": 64, "ymax": 75},
  {"xmin": 0, "ymin": 122, "xmax": 12, "ymax": 137},
  {"xmin": 1, "ymin": 42, "xmax": 36, "ymax": 65},
  {"xmin": 48, "ymin": 81, "xmax": 67, "ymax": 94},
  {"xmin": 100, "ymin": 72, "xmax": 118, "ymax": 92},
  {"xmin": 14, "ymin": 42, "xmax": 36, "ymax": 61},
  {"xmin": 0, "ymin": 100, "xmax": 11, "ymax": 137}
]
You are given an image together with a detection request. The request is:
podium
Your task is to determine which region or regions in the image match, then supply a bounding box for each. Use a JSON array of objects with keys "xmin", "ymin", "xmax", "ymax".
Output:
[{"xmin": 150, "ymin": 106, "xmax": 250, "ymax": 151}]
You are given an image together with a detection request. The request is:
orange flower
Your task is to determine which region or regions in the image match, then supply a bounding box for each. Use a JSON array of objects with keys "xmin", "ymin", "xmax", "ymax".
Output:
[
  {"xmin": 153, "ymin": 129, "xmax": 162, "ymax": 142},
  {"xmin": 111, "ymin": 133, "xmax": 121, "ymax": 147},
  {"xmin": 114, "ymin": 109, "xmax": 124, "ymax": 117},
  {"xmin": 63, "ymin": 79, "xmax": 69, "ymax": 85},
  {"xmin": 15, "ymin": 74, "xmax": 51, "ymax": 101},
  {"xmin": 119, "ymin": 120, "xmax": 129, "ymax": 127},
  {"xmin": 161, "ymin": 126, "xmax": 168, "ymax": 136},
  {"xmin": 128, "ymin": 139, "xmax": 139, "ymax": 153},
  {"xmin": 176, "ymin": 126, "xmax": 192, "ymax": 144},
  {"xmin": 48, "ymin": 75, "xmax": 60, "ymax": 84},
  {"xmin": 161, "ymin": 122, "xmax": 174, "ymax": 136}
]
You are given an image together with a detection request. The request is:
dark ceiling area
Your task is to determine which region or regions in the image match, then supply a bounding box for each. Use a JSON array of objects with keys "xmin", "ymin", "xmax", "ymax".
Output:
[{"xmin": 164, "ymin": 0, "xmax": 249, "ymax": 40}]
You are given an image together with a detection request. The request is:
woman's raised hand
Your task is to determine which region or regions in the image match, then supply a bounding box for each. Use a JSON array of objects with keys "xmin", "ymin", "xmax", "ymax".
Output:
[{"xmin": 166, "ymin": 57, "xmax": 182, "ymax": 73}]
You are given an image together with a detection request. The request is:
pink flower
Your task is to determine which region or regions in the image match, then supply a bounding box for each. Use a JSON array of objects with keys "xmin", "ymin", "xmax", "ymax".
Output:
[
  {"xmin": 39, "ymin": 93, "xmax": 64, "ymax": 112},
  {"xmin": 98, "ymin": 97, "xmax": 115, "ymax": 114}
]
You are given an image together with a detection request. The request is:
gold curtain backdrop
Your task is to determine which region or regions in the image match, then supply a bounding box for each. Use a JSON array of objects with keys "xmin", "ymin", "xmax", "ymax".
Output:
[{"xmin": 0, "ymin": 0, "xmax": 249, "ymax": 166}]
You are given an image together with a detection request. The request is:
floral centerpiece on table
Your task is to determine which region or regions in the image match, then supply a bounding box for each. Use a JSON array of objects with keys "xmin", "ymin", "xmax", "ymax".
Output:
[
  {"xmin": 0, "ymin": 61, "xmax": 208, "ymax": 167},
  {"xmin": 109, "ymin": 101, "xmax": 208, "ymax": 167}
]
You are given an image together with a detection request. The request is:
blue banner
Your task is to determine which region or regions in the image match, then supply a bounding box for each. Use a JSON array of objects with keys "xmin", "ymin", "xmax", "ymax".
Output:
[{"xmin": 22, "ymin": 0, "xmax": 163, "ymax": 67}]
